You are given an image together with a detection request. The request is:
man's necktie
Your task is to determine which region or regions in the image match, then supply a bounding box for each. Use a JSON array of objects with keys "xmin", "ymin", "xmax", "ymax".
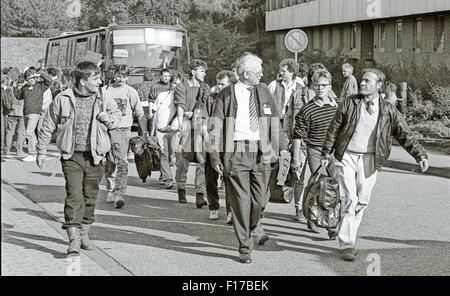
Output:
[
  {"xmin": 248, "ymin": 87, "xmax": 259, "ymax": 132},
  {"xmin": 366, "ymin": 99, "xmax": 375, "ymax": 115}
]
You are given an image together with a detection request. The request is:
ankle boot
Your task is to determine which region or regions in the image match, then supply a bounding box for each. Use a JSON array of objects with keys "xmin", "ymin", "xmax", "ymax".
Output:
[
  {"xmin": 80, "ymin": 224, "xmax": 94, "ymax": 250},
  {"xmin": 66, "ymin": 227, "xmax": 81, "ymax": 255},
  {"xmin": 195, "ymin": 193, "xmax": 207, "ymax": 208},
  {"xmin": 178, "ymin": 189, "xmax": 187, "ymax": 203}
]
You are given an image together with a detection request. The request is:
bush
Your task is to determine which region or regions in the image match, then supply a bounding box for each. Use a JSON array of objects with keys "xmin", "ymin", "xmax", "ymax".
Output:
[{"xmin": 410, "ymin": 120, "xmax": 450, "ymax": 139}]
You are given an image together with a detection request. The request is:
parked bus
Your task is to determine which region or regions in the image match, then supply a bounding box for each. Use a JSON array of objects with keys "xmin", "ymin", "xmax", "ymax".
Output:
[{"xmin": 44, "ymin": 23, "xmax": 190, "ymax": 87}]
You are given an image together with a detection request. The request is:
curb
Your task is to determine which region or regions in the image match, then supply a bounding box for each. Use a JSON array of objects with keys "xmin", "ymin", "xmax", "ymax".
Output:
[{"xmin": 383, "ymin": 160, "xmax": 450, "ymax": 179}]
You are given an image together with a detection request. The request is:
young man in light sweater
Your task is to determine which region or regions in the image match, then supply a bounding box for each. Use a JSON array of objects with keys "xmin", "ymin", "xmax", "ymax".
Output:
[{"xmin": 103, "ymin": 66, "xmax": 147, "ymax": 209}]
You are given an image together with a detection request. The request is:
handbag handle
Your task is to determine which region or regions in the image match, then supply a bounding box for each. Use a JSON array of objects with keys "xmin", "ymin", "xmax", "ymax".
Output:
[{"xmin": 310, "ymin": 162, "xmax": 333, "ymax": 184}]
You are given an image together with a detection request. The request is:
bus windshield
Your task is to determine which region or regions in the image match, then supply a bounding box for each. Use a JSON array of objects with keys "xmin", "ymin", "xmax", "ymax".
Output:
[{"xmin": 111, "ymin": 28, "xmax": 184, "ymax": 70}]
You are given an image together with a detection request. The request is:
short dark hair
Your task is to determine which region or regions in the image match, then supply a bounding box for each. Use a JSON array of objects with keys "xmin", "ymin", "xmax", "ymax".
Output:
[
  {"xmin": 384, "ymin": 81, "xmax": 397, "ymax": 93},
  {"xmin": 279, "ymin": 59, "xmax": 299, "ymax": 74},
  {"xmin": 298, "ymin": 62, "xmax": 309, "ymax": 78},
  {"xmin": 47, "ymin": 67, "xmax": 58, "ymax": 77},
  {"xmin": 113, "ymin": 64, "xmax": 128, "ymax": 76},
  {"xmin": 24, "ymin": 68, "xmax": 37, "ymax": 79},
  {"xmin": 171, "ymin": 71, "xmax": 184, "ymax": 83},
  {"xmin": 216, "ymin": 70, "xmax": 234, "ymax": 81},
  {"xmin": 160, "ymin": 68, "xmax": 170, "ymax": 76},
  {"xmin": 72, "ymin": 61, "xmax": 100, "ymax": 85},
  {"xmin": 189, "ymin": 59, "xmax": 207, "ymax": 75}
]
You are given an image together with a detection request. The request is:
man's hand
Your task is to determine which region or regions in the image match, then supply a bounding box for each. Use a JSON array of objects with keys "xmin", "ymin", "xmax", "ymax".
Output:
[
  {"xmin": 215, "ymin": 164, "xmax": 223, "ymax": 176},
  {"xmin": 419, "ymin": 158, "xmax": 429, "ymax": 173},
  {"xmin": 36, "ymin": 155, "xmax": 46, "ymax": 169},
  {"xmin": 291, "ymin": 157, "xmax": 303, "ymax": 170},
  {"xmin": 280, "ymin": 149, "xmax": 289, "ymax": 156},
  {"xmin": 96, "ymin": 112, "xmax": 111, "ymax": 125},
  {"xmin": 320, "ymin": 155, "xmax": 329, "ymax": 168},
  {"xmin": 184, "ymin": 111, "xmax": 193, "ymax": 119}
]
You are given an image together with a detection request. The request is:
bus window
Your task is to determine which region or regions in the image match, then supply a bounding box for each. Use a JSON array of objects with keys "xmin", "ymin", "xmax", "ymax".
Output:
[
  {"xmin": 74, "ymin": 37, "xmax": 88, "ymax": 64},
  {"xmin": 89, "ymin": 35, "xmax": 98, "ymax": 52},
  {"xmin": 49, "ymin": 42, "xmax": 60, "ymax": 67},
  {"xmin": 110, "ymin": 28, "xmax": 187, "ymax": 70},
  {"xmin": 58, "ymin": 40, "xmax": 68, "ymax": 67}
]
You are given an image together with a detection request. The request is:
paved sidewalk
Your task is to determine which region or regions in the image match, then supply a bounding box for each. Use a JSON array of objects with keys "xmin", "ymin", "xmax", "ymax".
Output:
[{"xmin": 1, "ymin": 185, "xmax": 110, "ymax": 276}]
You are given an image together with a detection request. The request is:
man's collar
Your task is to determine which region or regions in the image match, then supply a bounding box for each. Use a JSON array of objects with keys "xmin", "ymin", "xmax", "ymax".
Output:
[
  {"xmin": 364, "ymin": 93, "xmax": 380, "ymax": 104},
  {"xmin": 281, "ymin": 76, "xmax": 305, "ymax": 89},
  {"xmin": 313, "ymin": 96, "xmax": 337, "ymax": 107},
  {"xmin": 187, "ymin": 79, "xmax": 201, "ymax": 87}
]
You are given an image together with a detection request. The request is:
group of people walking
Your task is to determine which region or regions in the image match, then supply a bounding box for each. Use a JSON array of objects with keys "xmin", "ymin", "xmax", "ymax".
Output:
[{"xmin": 1, "ymin": 51, "xmax": 429, "ymax": 264}]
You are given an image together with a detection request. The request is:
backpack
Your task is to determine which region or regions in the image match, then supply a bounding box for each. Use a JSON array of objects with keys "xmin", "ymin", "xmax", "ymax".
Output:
[{"xmin": 303, "ymin": 164, "xmax": 341, "ymax": 228}]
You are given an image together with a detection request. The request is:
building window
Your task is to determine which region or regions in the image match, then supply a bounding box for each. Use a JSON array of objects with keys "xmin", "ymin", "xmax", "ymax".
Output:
[
  {"xmin": 435, "ymin": 15, "xmax": 445, "ymax": 53},
  {"xmin": 328, "ymin": 27, "xmax": 333, "ymax": 50},
  {"xmin": 339, "ymin": 25, "xmax": 344, "ymax": 49},
  {"xmin": 350, "ymin": 24, "xmax": 357, "ymax": 51},
  {"xmin": 319, "ymin": 28, "xmax": 323, "ymax": 49},
  {"xmin": 395, "ymin": 19, "xmax": 402, "ymax": 52},
  {"xmin": 281, "ymin": 0, "xmax": 287, "ymax": 8},
  {"xmin": 413, "ymin": 17, "xmax": 422, "ymax": 53},
  {"xmin": 378, "ymin": 21, "xmax": 386, "ymax": 53}
]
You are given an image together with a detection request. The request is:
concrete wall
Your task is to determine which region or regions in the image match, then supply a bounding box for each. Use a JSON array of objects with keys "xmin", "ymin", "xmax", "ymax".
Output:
[{"xmin": 1, "ymin": 37, "xmax": 48, "ymax": 71}]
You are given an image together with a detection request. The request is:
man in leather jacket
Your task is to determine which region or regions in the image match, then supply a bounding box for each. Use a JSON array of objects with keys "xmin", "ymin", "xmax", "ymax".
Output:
[{"xmin": 320, "ymin": 68, "xmax": 429, "ymax": 261}]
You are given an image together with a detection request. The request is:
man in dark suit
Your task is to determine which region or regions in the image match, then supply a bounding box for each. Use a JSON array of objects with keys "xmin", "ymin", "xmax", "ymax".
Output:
[{"xmin": 209, "ymin": 54, "xmax": 288, "ymax": 263}]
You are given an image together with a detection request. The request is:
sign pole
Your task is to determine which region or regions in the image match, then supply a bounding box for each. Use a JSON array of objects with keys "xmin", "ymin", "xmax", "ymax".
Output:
[{"xmin": 295, "ymin": 52, "xmax": 297, "ymax": 63}]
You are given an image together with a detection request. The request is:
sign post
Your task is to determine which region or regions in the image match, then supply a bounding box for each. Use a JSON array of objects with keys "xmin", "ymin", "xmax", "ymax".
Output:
[{"xmin": 284, "ymin": 29, "xmax": 308, "ymax": 62}]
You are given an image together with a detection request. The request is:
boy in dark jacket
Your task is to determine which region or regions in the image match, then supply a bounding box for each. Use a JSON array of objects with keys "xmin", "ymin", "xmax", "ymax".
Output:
[{"xmin": 14, "ymin": 68, "xmax": 52, "ymax": 161}]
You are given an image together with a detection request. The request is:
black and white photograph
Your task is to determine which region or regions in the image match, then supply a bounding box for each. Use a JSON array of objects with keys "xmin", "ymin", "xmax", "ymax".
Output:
[{"xmin": 1, "ymin": 0, "xmax": 449, "ymax": 282}]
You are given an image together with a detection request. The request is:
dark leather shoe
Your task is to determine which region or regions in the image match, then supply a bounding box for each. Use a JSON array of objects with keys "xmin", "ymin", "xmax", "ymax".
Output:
[
  {"xmin": 254, "ymin": 233, "xmax": 269, "ymax": 245},
  {"xmin": 195, "ymin": 193, "xmax": 207, "ymax": 208},
  {"xmin": 341, "ymin": 248, "xmax": 356, "ymax": 261},
  {"xmin": 307, "ymin": 220, "xmax": 320, "ymax": 234},
  {"xmin": 239, "ymin": 254, "xmax": 252, "ymax": 264},
  {"xmin": 178, "ymin": 189, "xmax": 187, "ymax": 204}
]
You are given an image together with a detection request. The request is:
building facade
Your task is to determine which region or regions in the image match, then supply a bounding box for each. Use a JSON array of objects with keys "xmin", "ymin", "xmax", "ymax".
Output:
[{"xmin": 266, "ymin": 0, "xmax": 450, "ymax": 66}]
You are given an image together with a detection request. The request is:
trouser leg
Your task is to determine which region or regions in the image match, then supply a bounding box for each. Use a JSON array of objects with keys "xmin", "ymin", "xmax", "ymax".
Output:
[
  {"xmin": 15, "ymin": 117, "xmax": 25, "ymax": 151},
  {"xmin": 195, "ymin": 162, "xmax": 206, "ymax": 195},
  {"xmin": 336, "ymin": 152, "xmax": 377, "ymax": 250},
  {"xmin": 4, "ymin": 116, "xmax": 18, "ymax": 151},
  {"xmin": 61, "ymin": 153, "xmax": 86, "ymax": 229},
  {"xmin": 158, "ymin": 133, "xmax": 173, "ymax": 182},
  {"xmin": 25, "ymin": 114, "xmax": 40, "ymax": 155},
  {"xmin": 205, "ymin": 153, "xmax": 219, "ymax": 210},
  {"xmin": 104, "ymin": 160, "xmax": 116, "ymax": 193},
  {"xmin": 175, "ymin": 152, "xmax": 189, "ymax": 190},
  {"xmin": 82, "ymin": 154, "xmax": 105, "ymax": 225}
]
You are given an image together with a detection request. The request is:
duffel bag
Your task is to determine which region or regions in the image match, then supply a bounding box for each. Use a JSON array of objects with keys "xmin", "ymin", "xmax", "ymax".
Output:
[{"xmin": 302, "ymin": 164, "xmax": 341, "ymax": 228}]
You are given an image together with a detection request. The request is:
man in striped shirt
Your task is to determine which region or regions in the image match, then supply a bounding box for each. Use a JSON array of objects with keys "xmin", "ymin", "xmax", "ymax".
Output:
[{"xmin": 292, "ymin": 69, "xmax": 338, "ymax": 237}]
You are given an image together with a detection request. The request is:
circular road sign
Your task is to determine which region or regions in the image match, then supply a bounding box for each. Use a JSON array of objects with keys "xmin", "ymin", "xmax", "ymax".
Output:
[{"xmin": 284, "ymin": 29, "xmax": 308, "ymax": 53}]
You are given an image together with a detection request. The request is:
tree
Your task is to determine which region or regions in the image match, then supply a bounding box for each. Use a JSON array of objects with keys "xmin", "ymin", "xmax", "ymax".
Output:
[{"xmin": 1, "ymin": 0, "xmax": 79, "ymax": 37}]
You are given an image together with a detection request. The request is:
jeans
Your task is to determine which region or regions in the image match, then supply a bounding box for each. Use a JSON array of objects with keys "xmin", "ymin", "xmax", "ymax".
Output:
[
  {"xmin": 24, "ymin": 113, "xmax": 41, "ymax": 155},
  {"xmin": 175, "ymin": 152, "xmax": 206, "ymax": 195},
  {"xmin": 61, "ymin": 152, "xmax": 105, "ymax": 229},
  {"xmin": 156, "ymin": 131, "xmax": 174, "ymax": 182},
  {"xmin": 205, "ymin": 153, "xmax": 219, "ymax": 210},
  {"xmin": 105, "ymin": 128, "xmax": 130, "ymax": 199},
  {"xmin": 4, "ymin": 116, "xmax": 25, "ymax": 152}
]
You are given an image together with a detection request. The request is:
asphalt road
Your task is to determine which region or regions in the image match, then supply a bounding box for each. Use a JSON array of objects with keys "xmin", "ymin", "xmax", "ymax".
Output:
[{"xmin": 1, "ymin": 144, "xmax": 449, "ymax": 276}]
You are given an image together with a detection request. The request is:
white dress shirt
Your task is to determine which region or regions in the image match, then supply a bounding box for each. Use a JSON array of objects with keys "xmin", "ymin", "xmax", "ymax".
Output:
[{"xmin": 233, "ymin": 81, "xmax": 260, "ymax": 141}]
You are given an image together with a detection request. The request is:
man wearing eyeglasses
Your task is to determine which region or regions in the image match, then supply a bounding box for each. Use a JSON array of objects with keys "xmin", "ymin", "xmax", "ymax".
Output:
[
  {"xmin": 209, "ymin": 53, "xmax": 288, "ymax": 264},
  {"xmin": 292, "ymin": 69, "xmax": 338, "ymax": 237}
]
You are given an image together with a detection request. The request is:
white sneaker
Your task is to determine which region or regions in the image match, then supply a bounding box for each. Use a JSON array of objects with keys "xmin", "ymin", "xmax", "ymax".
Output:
[
  {"xmin": 106, "ymin": 192, "xmax": 115, "ymax": 203},
  {"xmin": 209, "ymin": 210, "xmax": 219, "ymax": 220},
  {"xmin": 226, "ymin": 212, "xmax": 233, "ymax": 225},
  {"xmin": 21, "ymin": 154, "xmax": 36, "ymax": 162}
]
